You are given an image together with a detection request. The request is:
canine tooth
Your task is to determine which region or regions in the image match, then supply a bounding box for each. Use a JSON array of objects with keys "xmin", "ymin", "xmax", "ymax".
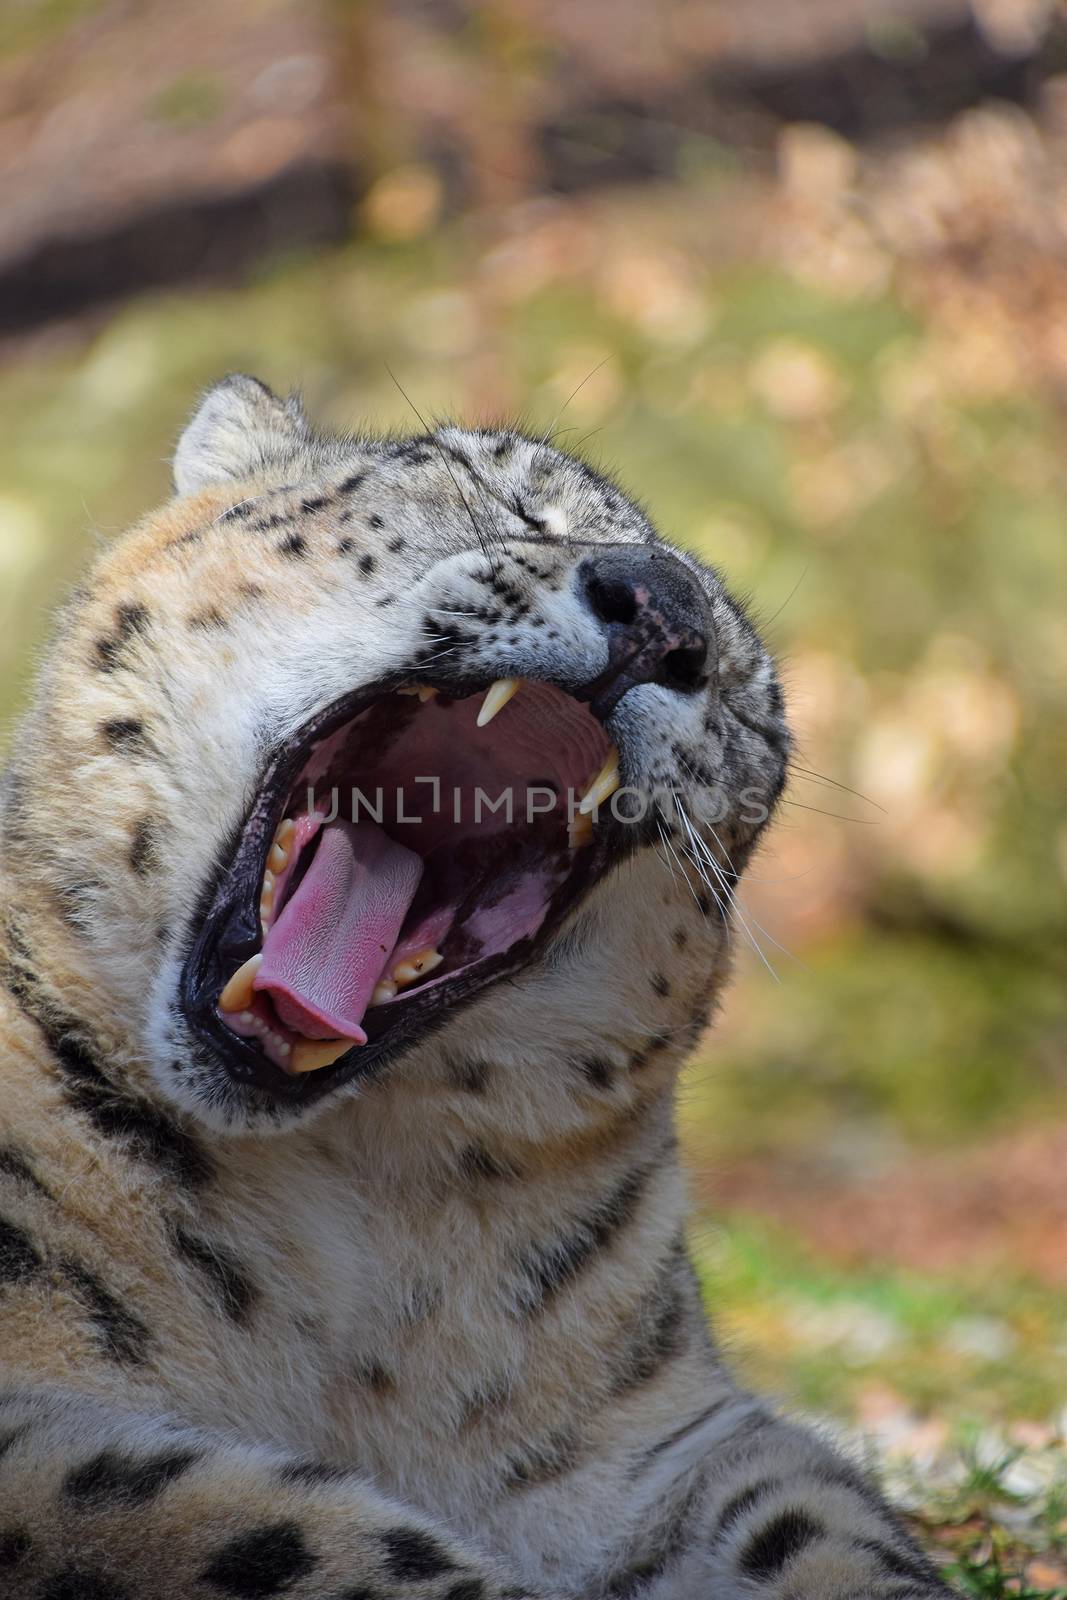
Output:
[
  {"xmin": 289, "ymin": 1037, "xmax": 352, "ymax": 1074},
  {"xmin": 567, "ymin": 812, "xmax": 594, "ymax": 849},
  {"xmin": 268, "ymin": 842, "xmax": 289, "ymax": 873},
  {"xmin": 578, "ymin": 749, "xmax": 621, "ymax": 815},
  {"xmin": 370, "ymin": 979, "xmax": 398, "ymax": 1006},
  {"xmin": 392, "ymin": 948, "xmax": 444, "ymax": 988},
  {"xmin": 219, "ymin": 953, "xmax": 263, "ymax": 1013},
  {"xmin": 476, "ymin": 678, "xmax": 521, "ymax": 728}
]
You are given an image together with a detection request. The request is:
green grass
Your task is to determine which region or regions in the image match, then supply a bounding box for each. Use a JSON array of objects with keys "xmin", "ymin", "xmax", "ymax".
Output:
[
  {"xmin": 905, "ymin": 1433, "xmax": 1067, "ymax": 1597},
  {"xmin": 694, "ymin": 1216, "xmax": 1065, "ymax": 1425},
  {"xmin": 695, "ymin": 1219, "xmax": 1067, "ymax": 1589}
]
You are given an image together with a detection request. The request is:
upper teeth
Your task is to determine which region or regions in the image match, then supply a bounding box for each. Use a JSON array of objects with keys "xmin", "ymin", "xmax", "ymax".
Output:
[
  {"xmin": 398, "ymin": 684, "xmax": 439, "ymax": 702},
  {"xmin": 578, "ymin": 749, "xmax": 620, "ymax": 815},
  {"xmin": 477, "ymin": 678, "xmax": 522, "ymax": 728}
]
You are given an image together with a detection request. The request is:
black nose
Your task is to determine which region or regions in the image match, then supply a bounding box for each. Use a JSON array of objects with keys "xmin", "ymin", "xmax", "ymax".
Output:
[{"xmin": 578, "ymin": 545, "xmax": 715, "ymax": 718}]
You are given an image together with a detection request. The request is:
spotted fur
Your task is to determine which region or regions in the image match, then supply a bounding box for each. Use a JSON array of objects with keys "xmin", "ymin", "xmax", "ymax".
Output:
[{"xmin": 0, "ymin": 376, "xmax": 953, "ymax": 1597}]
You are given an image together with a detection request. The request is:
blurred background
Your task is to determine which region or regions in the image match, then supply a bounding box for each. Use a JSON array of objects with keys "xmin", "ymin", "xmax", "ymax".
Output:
[{"xmin": 1, "ymin": 0, "xmax": 1065, "ymax": 1586}]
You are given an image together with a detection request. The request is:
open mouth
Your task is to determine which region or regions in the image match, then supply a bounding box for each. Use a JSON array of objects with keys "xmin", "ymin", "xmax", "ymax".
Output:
[{"xmin": 181, "ymin": 677, "xmax": 627, "ymax": 1102}]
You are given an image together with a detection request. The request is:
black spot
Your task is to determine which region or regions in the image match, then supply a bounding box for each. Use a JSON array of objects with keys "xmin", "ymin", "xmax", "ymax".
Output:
[
  {"xmin": 64, "ymin": 1446, "xmax": 198, "ymax": 1506},
  {"xmin": 173, "ymin": 1228, "xmax": 257, "ymax": 1324},
  {"xmin": 444, "ymin": 1583, "xmax": 485, "ymax": 1600},
  {"xmin": 638, "ymin": 1397, "xmax": 734, "ymax": 1467},
  {"xmin": 219, "ymin": 500, "xmax": 259, "ymax": 523},
  {"xmin": 0, "ymin": 1527, "xmax": 30, "ymax": 1567},
  {"xmin": 202, "ymin": 1522, "xmax": 316, "ymax": 1598},
  {"xmin": 380, "ymin": 1529, "xmax": 455, "ymax": 1583},
  {"xmin": 857, "ymin": 1537, "xmax": 940, "ymax": 1588},
  {"xmin": 573, "ymin": 1055, "xmax": 614, "ymax": 1090},
  {"xmin": 603, "ymin": 1472, "xmax": 706, "ymax": 1598},
  {"xmin": 0, "ymin": 1145, "xmax": 49, "ymax": 1197},
  {"xmin": 100, "ymin": 717, "xmax": 149, "ymax": 755},
  {"xmin": 387, "ymin": 536, "xmax": 406, "ymax": 553},
  {"xmin": 93, "ymin": 601, "xmax": 150, "ymax": 673},
  {"xmin": 240, "ymin": 582, "xmax": 266, "ymax": 602},
  {"xmin": 359, "ymin": 553, "xmax": 376, "ymax": 575},
  {"xmin": 696, "ymin": 893, "xmax": 712, "ymax": 918},
  {"xmin": 672, "ymin": 927, "xmax": 688, "ymax": 951},
  {"xmin": 510, "ymin": 497, "xmax": 546, "ymax": 534},
  {"xmin": 719, "ymin": 1408, "xmax": 775, "ymax": 1454},
  {"xmin": 41, "ymin": 1570, "xmax": 128, "ymax": 1600},
  {"xmin": 300, "ymin": 495, "xmax": 328, "ymax": 513},
  {"xmin": 504, "ymin": 1429, "xmax": 580, "ymax": 1490},
  {"xmin": 729, "ymin": 702, "xmax": 790, "ymax": 758},
  {"xmin": 516, "ymin": 1154, "xmax": 659, "ymax": 1312},
  {"xmin": 447, "ymin": 1055, "xmax": 492, "ymax": 1093},
  {"xmin": 630, "ymin": 1036, "xmax": 671, "ymax": 1075},
  {"xmin": 251, "ymin": 513, "xmax": 291, "ymax": 534},
  {"xmin": 369, "ymin": 513, "xmax": 384, "ymax": 530},
  {"xmin": 0, "ymin": 1215, "xmax": 41, "ymax": 1283},
  {"xmin": 61, "ymin": 1261, "xmax": 151, "ymax": 1365},
  {"xmin": 712, "ymin": 1479, "xmax": 783, "ymax": 1542},
  {"xmin": 457, "ymin": 1144, "xmax": 517, "ymax": 1182},
  {"xmin": 189, "ymin": 607, "xmax": 229, "ymax": 630},
  {"xmin": 650, "ymin": 972, "xmax": 671, "ymax": 998},
  {"xmin": 395, "ymin": 443, "xmax": 434, "ymax": 466},
  {"xmin": 278, "ymin": 532, "xmax": 307, "ymax": 558},
  {"xmin": 337, "ymin": 537, "xmax": 355, "ymax": 555},
  {"xmin": 0, "ymin": 1422, "xmax": 31, "ymax": 1462},
  {"xmin": 350, "ymin": 1360, "xmax": 396, "ymax": 1394},
  {"xmin": 418, "ymin": 615, "xmax": 473, "ymax": 653},
  {"xmin": 68, "ymin": 1086, "xmax": 211, "ymax": 1186},
  {"xmin": 738, "ymin": 1508, "xmax": 824, "ymax": 1581},
  {"xmin": 339, "ymin": 470, "xmax": 367, "ymax": 494},
  {"xmin": 128, "ymin": 816, "xmax": 159, "ymax": 876},
  {"xmin": 375, "ymin": 594, "xmax": 395, "ymax": 607},
  {"xmin": 610, "ymin": 1263, "xmax": 688, "ymax": 1394}
]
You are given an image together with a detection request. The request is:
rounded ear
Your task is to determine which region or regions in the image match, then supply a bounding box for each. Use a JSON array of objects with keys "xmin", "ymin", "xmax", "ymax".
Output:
[{"xmin": 172, "ymin": 374, "xmax": 312, "ymax": 496}]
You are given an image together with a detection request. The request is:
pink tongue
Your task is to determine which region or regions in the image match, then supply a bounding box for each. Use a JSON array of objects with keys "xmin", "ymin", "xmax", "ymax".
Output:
[{"xmin": 254, "ymin": 819, "xmax": 423, "ymax": 1044}]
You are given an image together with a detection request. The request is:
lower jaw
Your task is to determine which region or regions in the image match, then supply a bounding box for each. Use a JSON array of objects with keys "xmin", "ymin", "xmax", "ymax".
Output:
[{"xmin": 187, "ymin": 842, "xmax": 612, "ymax": 1105}]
